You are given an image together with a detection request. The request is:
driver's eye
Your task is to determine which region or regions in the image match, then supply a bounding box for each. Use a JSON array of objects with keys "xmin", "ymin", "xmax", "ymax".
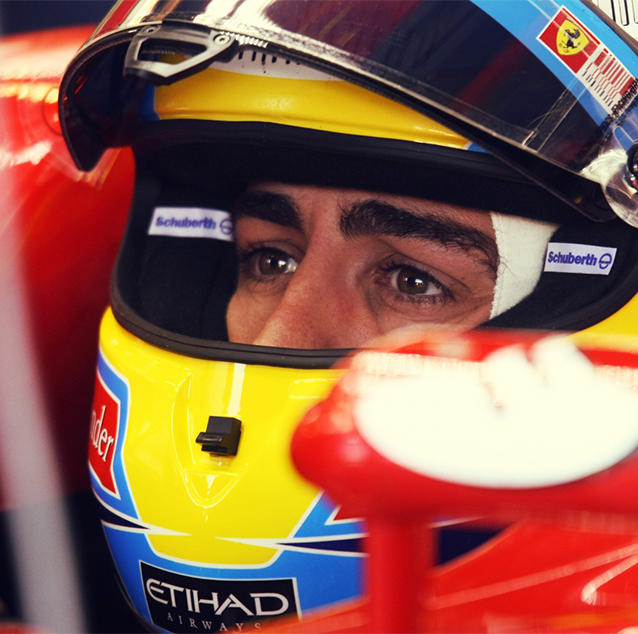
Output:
[
  {"xmin": 258, "ymin": 249, "xmax": 298, "ymax": 276},
  {"xmin": 395, "ymin": 267, "xmax": 443, "ymax": 296}
]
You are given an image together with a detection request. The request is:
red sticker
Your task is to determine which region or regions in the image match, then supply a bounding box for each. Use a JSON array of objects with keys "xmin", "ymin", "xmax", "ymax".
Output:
[
  {"xmin": 539, "ymin": 7, "xmax": 635, "ymax": 113},
  {"xmin": 539, "ymin": 7, "xmax": 600, "ymax": 73},
  {"xmin": 89, "ymin": 370, "xmax": 120, "ymax": 497}
]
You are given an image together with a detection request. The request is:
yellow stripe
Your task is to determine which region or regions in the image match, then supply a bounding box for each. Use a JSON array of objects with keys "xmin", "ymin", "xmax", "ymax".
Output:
[{"xmin": 155, "ymin": 66, "xmax": 468, "ymax": 148}]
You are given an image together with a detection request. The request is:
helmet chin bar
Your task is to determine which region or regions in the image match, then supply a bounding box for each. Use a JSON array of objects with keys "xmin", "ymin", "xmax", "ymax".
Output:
[{"xmin": 124, "ymin": 21, "xmax": 240, "ymax": 86}]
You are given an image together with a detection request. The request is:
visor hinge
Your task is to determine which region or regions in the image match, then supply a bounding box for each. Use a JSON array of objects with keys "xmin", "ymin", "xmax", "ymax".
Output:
[
  {"xmin": 196, "ymin": 416, "xmax": 242, "ymax": 456},
  {"xmin": 627, "ymin": 144, "xmax": 638, "ymax": 191},
  {"xmin": 124, "ymin": 21, "xmax": 238, "ymax": 85}
]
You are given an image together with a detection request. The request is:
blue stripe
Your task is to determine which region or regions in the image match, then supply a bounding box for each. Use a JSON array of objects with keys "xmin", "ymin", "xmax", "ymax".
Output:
[{"xmin": 471, "ymin": 0, "xmax": 638, "ymax": 129}]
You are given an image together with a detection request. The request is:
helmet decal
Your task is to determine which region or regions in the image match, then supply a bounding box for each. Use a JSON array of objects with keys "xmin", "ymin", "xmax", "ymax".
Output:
[
  {"xmin": 544, "ymin": 242, "xmax": 618, "ymax": 274},
  {"xmin": 538, "ymin": 6, "xmax": 634, "ymax": 109},
  {"xmin": 89, "ymin": 350, "xmax": 131, "ymax": 506},
  {"xmin": 148, "ymin": 207, "xmax": 234, "ymax": 242}
]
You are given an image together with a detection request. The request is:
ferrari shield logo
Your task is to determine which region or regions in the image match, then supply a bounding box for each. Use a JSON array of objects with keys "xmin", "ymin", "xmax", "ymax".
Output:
[
  {"xmin": 556, "ymin": 19, "xmax": 589, "ymax": 56},
  {"xmin": 539, "ymin": 7, "xmax": 600, "ymax": 72}
]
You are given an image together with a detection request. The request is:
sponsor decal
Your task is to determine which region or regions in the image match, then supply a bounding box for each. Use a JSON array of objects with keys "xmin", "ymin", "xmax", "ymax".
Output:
[
  {"xmin": 148, "ymin": 207, "xmax": 234, "ymax": 241},
  {"xmin": 544, "ymin": 242, "xmax": 617, "ymax": 274},
  {"xmin": 89, "ymin": 369, "xmax": 121, "ymax": 497},
  {"xmin": 141, "ymin": 562, "xmax": 299, "ymax": 633},
  {"xmin": 538, "ymin": 7, "xmax": 636, "ymax": 114}
]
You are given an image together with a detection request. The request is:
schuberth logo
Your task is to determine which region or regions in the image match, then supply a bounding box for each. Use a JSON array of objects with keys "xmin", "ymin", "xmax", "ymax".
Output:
[
  {"xmin": 544, "ymin": 242, "xmax": 617, "ymax": 275},
  {"xmin": 142, "ymin": 563, "xmax": 299, "ymax": 632},
  {"xmin": 148, "ymin": 207, "xmax": 234, "ymax": 242},
  {"xmin": 89, "ymin": 369, "xmax": 120, "ymax": 496}
]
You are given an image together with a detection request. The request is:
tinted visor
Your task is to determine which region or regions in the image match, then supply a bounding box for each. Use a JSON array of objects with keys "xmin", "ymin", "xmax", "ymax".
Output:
[{"xmin": 61, "ymin": 0, "xmax": 638, "ymax": 224}]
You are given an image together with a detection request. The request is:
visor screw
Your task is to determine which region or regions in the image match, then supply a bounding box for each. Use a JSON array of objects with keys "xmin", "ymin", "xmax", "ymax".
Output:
[
  {"xmin": 628, "ymin": 144, "xmax": 638, "ymax": 190},
  {"xmin": 213, "ymin": 33, "xmax": 231, "ymax": 45}
]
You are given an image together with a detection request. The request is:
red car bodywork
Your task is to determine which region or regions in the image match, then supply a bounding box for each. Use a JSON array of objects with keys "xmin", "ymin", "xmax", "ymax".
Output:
[
  {"xmin": 0, "ymin": 26, "xmax": 133, "ymax": 508},
  {"xmin": 0, "ymin": 25, "xmax": 137, "ymax": 632}
]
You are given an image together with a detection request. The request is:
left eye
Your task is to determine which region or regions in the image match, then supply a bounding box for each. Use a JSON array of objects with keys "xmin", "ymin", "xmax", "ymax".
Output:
[
  {"xmin": 392, "ymin": 267, "xmax": 444, "ymax": 296},
  {"xmin": 256, "ymin": 249, "xmax": 298, "ymax": 276}
]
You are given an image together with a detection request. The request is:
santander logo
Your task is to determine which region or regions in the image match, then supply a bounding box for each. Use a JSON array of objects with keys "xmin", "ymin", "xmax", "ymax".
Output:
[{"xmin": 89, "ymin": 370, "xmax": 120, "ymax": 497}]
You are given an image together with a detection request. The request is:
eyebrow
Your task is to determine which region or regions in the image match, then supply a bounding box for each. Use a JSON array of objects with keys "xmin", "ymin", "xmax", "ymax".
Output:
[
  {"xmin": 232, "ymin": 190, "xmax": 303, "ymax": 231},
  {"xmin": 341, "ymin": 199, "xmax": 499, "ymax": 275},
  {"xmin": 232, "ymin": 190, "xmax": 498, "ymax": 275}
]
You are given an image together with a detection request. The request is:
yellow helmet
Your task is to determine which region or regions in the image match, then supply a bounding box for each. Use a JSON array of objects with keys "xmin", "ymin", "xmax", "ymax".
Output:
[{"xmin": 60, "ymin": 1, "xmax": 638, "ymax": 631}]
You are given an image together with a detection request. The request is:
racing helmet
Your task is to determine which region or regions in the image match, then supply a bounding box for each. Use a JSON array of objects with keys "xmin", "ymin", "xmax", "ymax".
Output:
[{"xmin": 59, "ymin": 1, "xmax": 638, "ymax": 632}]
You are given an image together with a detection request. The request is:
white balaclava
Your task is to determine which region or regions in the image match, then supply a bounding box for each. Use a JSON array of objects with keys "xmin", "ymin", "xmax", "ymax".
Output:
[{"xmin": 489, "ymin": 212, "xmax": 558, "ymax": 319}]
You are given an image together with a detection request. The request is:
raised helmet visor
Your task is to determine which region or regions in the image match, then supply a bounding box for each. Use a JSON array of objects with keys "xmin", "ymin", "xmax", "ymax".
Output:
[{"xmin": 60, "ymin": 0, "xmax": 638, "ymax": 226}]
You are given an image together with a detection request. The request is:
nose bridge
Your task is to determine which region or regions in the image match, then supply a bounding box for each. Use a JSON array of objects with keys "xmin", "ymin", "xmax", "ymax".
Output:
[{"xmin": 253, "ymin": 256, "xmax": 349, "ymax": 349}]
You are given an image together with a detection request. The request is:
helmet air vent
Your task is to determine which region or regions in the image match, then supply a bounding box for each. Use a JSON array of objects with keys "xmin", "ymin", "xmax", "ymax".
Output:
[
  {"xmin": 196, "ymin": 416, "xmax": 242, "ymax": 456},
  {"xmin": 124, "ymin": 21, "xmax": 238, "ymax": 86}
]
